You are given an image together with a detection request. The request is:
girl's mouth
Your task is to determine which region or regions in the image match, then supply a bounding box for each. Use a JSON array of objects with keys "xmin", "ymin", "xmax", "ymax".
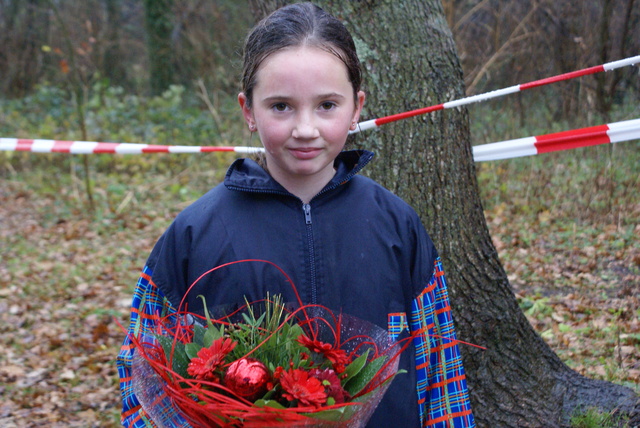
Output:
[{"xmin": 289, "ymin": 147, "xmax": 322, "ymax": 160}]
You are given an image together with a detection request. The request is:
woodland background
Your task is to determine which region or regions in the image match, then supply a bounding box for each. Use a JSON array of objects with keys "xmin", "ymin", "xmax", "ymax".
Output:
[{"xmin": 0, "ymin": 0, "xmax": 639, "ymax": 427}]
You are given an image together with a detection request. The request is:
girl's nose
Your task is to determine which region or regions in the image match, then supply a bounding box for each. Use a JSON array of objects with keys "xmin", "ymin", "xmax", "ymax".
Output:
[{"xmin": 292, "ymin": 113, "xmax": 320, "ymax": 139}]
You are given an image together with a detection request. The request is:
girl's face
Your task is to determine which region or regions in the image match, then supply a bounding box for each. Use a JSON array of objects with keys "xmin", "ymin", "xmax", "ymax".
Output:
[{"xmin": 239, "ymin": 46, "xmax": 365, "ymax": 194}]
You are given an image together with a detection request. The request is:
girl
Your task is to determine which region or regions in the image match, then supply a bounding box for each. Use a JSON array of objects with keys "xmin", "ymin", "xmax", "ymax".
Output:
[{"xmin": 117, "ymin": 3, "xmax": 474, "ymax": 427}]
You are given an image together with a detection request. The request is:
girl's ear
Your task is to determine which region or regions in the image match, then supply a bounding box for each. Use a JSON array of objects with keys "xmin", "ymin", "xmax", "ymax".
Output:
[
  {"xmin": 238, "ymin": 92, "xmax": 256, "ymax": 131},
  {"xmin": 350, "ymin": 91, "xmax": 366, "ymax": 130}
]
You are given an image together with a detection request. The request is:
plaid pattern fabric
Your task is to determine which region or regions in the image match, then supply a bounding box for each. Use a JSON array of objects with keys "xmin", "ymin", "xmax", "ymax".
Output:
[
  {"xmin": 388, "ymin": 258, "xmax": 474, "ymax": 428},
  {"xmin": 387, "ymin": 312, "xmax": 408, "ymax": 341},
  {"xmin": 117, "ymin": 266, "xmax": 174, "ymax": 428},
  {"xmin": 410, "ymin": 258, "xmax": 474, "ymax": 427}
]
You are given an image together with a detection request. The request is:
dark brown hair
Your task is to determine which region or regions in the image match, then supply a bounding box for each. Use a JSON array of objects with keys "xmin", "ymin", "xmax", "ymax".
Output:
[{"xmin": 241, "ymin": 2, "xmax": 362, "ymax": 108}]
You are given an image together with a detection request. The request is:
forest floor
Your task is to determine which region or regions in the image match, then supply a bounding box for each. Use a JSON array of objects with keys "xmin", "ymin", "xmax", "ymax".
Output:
[{"xmin": 0, "ymin": 155, "xmax": 638, "ymax": 427}]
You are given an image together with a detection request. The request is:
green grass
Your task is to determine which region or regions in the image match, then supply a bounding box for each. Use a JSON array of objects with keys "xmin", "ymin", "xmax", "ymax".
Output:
[{"xmin": 570, "ymin": 407, "xmax": 629, "ymax": 428}]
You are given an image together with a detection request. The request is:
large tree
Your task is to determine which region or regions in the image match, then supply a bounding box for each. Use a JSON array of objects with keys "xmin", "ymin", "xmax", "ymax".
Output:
[
  {"xmin": 247, "ymin": 1, "xmax": 639, "ymax": 426},
  {"xmin": 103, "ymin": 0, "xmax": 127, "ymax": 85},
  {"xmin": 0, "ymin": 0, "xmax": 49, "ymax": 97},
  {"xmin": 143, "ymin": 0, "xmax": 175, "ymax": 95}
]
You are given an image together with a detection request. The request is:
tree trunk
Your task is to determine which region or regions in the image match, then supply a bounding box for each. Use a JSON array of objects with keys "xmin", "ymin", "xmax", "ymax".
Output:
[
  {"xmin": 595, "ymin": 0, "xmax": 614, "ymax": 120},
  {"xmin": 103, "ymin": 0, "xmax": 127, "ymax": 86},
  {"xmin": 247, "ymin": 1, "xmax": 639, "ymax": 426},
  {"xmin": 143, "ymin": 0, "xmax": 175, "ymax": 95},
  {"xmin": 596, "ymin": 0, "xmax": 637, "ymax": 121},
  {"xmin": 1, "ymin": 0, "xmax": 48, "ymax": 97}
]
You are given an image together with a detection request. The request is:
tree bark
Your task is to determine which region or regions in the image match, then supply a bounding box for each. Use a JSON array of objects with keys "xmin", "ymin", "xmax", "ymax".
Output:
[
  {"xmin": 143, "ymin": 0, "xmax": 175, "ymax": 95},
  {"xmin": 595, "ymin": 0, "xmax": 614, "ymax": 120},
  {"xmin": 248, "ymin": 0, "xmax": 639, "ymax": 426},
  {"xmin": 0, "ymin": 0, "xmax": 48, "ymax": 97},
  {"xmin": 103, "ymin": 0, "xmax": 127, "ymax": 86}
]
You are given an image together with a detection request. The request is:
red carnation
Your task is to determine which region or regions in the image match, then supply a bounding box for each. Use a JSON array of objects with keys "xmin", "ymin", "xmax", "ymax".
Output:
[
  {"xmin": 186, "ymin": 337, "xmax": 236, "ymax": 381},
  {"xmin": 280, "ymin": 368, "xmax": 327, "ymax": 408},
  {"xmin": 297, "ymin": 334, "xmax": 350, "ymax": 373},
  {"xmin": 310, "ymin": 368, "xmax": 350, "ymax": 404}
]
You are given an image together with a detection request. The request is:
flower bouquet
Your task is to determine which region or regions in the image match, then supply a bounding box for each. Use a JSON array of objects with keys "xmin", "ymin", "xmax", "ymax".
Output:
[{"xmin": 131, "ymin": 291, "xmax": 405, "ymax": 427}]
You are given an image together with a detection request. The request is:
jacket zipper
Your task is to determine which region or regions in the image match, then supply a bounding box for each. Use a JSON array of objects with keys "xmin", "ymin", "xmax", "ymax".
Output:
[{"xmin": 302, "ymin": 203, "xmax": 317, "ymax": 304}]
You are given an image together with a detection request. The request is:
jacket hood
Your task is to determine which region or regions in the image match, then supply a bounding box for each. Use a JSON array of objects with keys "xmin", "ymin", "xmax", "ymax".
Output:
[{"xmin": 224, "ymin": 149, "xmax": 375, "ymax": 197}]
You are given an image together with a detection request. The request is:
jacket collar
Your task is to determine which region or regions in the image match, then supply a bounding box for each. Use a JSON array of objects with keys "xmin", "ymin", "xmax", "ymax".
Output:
[{"xmin": 224, "ymin": 150, "xmax": 375, "ymax": 198}]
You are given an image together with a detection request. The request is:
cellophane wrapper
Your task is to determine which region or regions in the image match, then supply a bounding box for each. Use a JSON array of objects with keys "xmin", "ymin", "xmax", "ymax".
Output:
[{"xmin": 132, "ymin": 306, "xmax": 401, "ymax": 428}]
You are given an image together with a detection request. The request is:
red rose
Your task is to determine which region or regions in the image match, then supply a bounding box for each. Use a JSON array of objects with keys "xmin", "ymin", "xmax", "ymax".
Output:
[{"xmin": 224, "ymin": 358, "xmax": 271, "ymax": 402}]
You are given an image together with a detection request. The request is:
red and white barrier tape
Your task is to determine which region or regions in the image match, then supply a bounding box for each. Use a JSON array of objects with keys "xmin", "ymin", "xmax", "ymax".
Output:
[
  {"xmin": 0, "ymin": 139, "xmax": 262, "ymax": 155},
  {"xmin": 2, "ymin": 53, "xmax": 638, "ymax": 161},
  {"xmin": 3, "ymin": 118, "xmax": 637, "ymax": 161},
  {"xmin": 351, "ymin": 55, "xmax": 640, "ymax": 133},
  {"xmin": 472, "ymin": 118, "xmax": 640, "ymax": 162}
]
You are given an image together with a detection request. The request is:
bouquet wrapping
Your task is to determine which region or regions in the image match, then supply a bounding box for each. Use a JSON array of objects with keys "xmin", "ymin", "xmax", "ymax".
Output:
[{"xmin": 131, "ymin": 295, "xmax": 404, "ymax": 428}]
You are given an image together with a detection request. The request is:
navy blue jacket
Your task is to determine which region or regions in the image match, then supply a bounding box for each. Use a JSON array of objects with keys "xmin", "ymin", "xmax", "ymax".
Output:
[{"xmin": 147, "ymin": 150, "xmax": 439, "ymax": 427}]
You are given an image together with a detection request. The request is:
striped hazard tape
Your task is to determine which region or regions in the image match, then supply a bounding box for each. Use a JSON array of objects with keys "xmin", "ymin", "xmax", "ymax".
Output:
[
  {"xmin": 2, "ymin": 117, "xmax": 637, "ymax": 162},
  {"xmin": 351, "ymin": 55, "xmax": 640, "ymax": 133},
  {"xmin": 472, "ymin": 118, "xmax": 640, "ymax": 162},
  {"xmin": 0, "ymin": 139, "xmax": 262, "ymax": 154}
]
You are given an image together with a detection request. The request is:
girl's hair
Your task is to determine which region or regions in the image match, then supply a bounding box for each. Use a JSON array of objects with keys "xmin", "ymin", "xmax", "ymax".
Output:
[{"xmin": 241, "ymin": 2, "xmax": 362, "ymax": 108}]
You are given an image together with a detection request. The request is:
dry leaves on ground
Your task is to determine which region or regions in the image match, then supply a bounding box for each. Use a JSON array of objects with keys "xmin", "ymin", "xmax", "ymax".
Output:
[{"xmin": 1, "ymin": 181, "xmax": 638, "ymax": 427}]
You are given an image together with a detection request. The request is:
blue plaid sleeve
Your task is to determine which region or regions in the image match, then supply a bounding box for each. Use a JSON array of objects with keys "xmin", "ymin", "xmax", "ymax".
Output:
[
  {"xmin": 408, "ymin": 257, "xmax": 475, "ymax": 427},
  {"xmin": 116, "ymin": 266, "xmax": 177, "ymax": 427}
]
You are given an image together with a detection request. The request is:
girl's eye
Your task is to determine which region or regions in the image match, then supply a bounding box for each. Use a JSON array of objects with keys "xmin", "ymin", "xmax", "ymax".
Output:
[
  {"xmin": 272, "ymin": 103, "xmax": 288, "ymax": 112},
  {"xmin": 320, "ymin": 102, "xmax": 336, "ymax": 111}
]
